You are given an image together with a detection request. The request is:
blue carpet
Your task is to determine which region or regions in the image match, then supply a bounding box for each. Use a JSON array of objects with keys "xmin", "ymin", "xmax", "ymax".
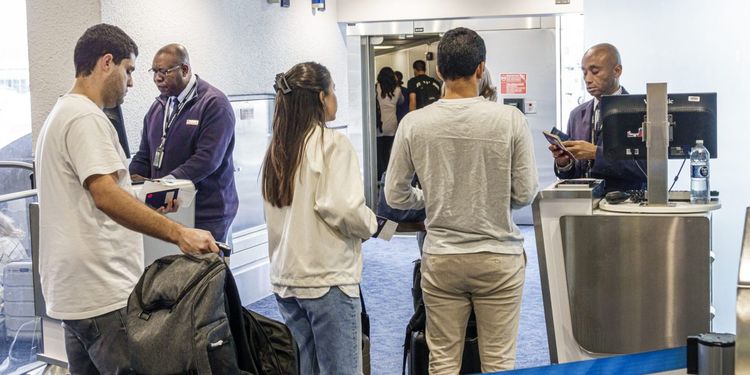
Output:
[{"xmin": 247, "ymin": 225, "xmax": 549, "ymax": 374}]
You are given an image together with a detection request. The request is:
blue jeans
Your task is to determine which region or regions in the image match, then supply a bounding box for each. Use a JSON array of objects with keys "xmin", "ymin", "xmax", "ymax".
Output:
[
  {"xmin": 62, "ymin": 307, "xmax": 131, "ymax": 375},
  {"xmin": 276, "ymin": 287, "xmax": 362, "ymax": 374}
]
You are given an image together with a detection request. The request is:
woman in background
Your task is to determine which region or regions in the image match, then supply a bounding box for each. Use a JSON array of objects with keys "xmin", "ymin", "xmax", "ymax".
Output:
[
  {"xmin": 262, "ymin": 61, "xmax": 377, "ymax": 374},
  {"xmin": 440, "ymin": 65, "xmax": 497, "ymax": 101},
  {"xmin": 375, "ymin": 66, "xmax": 403, "ymax": 181},
  {"xmin": 478, "ymin": 66, "xmax": 498, "ymax": 101}
]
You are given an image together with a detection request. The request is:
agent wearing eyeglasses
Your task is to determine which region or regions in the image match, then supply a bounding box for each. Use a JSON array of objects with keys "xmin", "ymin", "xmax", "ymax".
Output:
[{"xmin": 130, "ymin": 44, "xmax": 238, "ymax": 242}]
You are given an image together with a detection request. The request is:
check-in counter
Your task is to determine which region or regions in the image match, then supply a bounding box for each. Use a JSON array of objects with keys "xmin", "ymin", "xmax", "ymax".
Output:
[
  {"xmin": 533, "ymin": 179, "xmax": 719, "ymax": 363},
  {"xmin": 135, "ymin": 180, "xmax": 196, "ymax": 264}
]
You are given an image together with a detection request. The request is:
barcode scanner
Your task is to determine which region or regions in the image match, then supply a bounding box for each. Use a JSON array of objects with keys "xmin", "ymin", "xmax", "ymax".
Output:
[{"xmin": 605, "ymin": 191, "xmax": 630, "ymax": 204}]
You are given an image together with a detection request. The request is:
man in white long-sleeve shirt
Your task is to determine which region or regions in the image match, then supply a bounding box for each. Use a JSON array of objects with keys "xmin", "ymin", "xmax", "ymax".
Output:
[{"xmin": 385, "ymin": 27, "xmax": 538, "ymax": 373}]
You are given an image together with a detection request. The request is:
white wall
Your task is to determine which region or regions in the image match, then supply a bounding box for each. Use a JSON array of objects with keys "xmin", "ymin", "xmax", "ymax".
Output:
[
  {"xmin": 338, "ymin": 0, "xmax": 583, "ymax": 23},
  {"xmin": 27, "ymin": 0, "xmax": 101, "ymax": 148},
  {"xmin": 585, "ymin": 0, "xmax": 750, "ymax": 332},
  {"xmin": 100, "ymin": 0, "xmax": 352, "ymax": 150},
  {"xmin": 27, "ymin": 0, "xmax": 353, "ymax": 152}
]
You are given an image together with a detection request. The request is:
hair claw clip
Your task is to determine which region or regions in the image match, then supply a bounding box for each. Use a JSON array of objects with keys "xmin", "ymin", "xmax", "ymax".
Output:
[{"xmin": 274, "ymin": 73, "xmax": 292, "ymax": 95}]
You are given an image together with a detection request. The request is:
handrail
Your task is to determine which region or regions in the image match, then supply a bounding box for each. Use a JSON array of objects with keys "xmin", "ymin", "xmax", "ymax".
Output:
[
  {"xmin": 0, "ymin": 189, "xmax": 37, "ymax": 204},
  {"xmin": 0, "ymin": 161, "xmax": 33, "ymax": 171}
]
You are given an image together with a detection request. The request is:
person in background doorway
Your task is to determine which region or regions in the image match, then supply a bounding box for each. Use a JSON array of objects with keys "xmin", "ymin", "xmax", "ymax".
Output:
[
  {"xmin": 262, "ymin": 62, "xmax": 377, "ymax": 374},
  {"xmin": 478, "ymin": 66, "xmax": 497, "ymax": 101},
  {"xmin": 394, "ymin": 71, "xmax": 409, "ymax": 123},
  {"xmin": 407, "ymin": 60, "xmax": 441, "ymax": 111},
  {"xmin": 376, "ymin": 67, "xmax": 403, "ymax": 181},
  {"xmin": 548, "ymin": 43, "xmax": 646, "ymax": 192},
  {"xmin": 130, "ymin": 44, "xmax": 238, "ymax": 242},
  {"xmin": 386, "ymin": 27, "xmax": 537, "ymax": 373},
  {"xmin": 35, "ymin": 24, "xmax": 217, "ymax": 374},
  {"xmin": 440, "ymin": 65, "xmax": 497, "ymax": 102}
]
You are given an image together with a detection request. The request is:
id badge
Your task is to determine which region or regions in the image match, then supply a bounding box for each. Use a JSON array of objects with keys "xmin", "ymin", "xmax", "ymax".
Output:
[{"xmin": 153, "ymin": 148, "xmax": 164, "ymax": 169}]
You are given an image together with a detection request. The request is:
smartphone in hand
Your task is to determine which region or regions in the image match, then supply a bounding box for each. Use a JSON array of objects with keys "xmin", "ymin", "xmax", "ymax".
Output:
[
  {"xmin": 543, "ymin": 130, "xmax": 576, "ymax": 161},
  {"xmin": 372, "ymin": 216, "xmax": 398, "ymax": 241},
  {"xmin": 145, "ymin": 188, "xmax": 179, "ymax": 209},
  {"xmin": 549, "ymin": 127, "xmax": 570, "ymax": 141}
]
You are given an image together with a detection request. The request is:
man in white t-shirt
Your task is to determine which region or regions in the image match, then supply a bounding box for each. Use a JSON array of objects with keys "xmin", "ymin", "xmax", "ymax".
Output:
[
  {"xmin": 35, "ymin": 24, "xmax": 219, "ymax": 374},
  {"xmin": 385, "ymin": 27, "xmax": 538, "ymax": 373}
]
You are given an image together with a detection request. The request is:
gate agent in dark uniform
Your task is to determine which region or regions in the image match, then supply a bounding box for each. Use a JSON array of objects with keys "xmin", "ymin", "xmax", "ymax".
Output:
[{"xmin": 130, "ymin": 43, "xmax": 239, "ymax": 242}]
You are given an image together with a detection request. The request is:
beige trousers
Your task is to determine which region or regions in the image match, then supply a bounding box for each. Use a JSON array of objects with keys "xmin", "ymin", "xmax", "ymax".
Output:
[{"xmin": 421, "ymin": 251, "xmax": 525, "ymax": 374}]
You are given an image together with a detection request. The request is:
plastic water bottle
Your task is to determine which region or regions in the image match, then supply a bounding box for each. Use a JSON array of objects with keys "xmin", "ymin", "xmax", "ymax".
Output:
[{"xmin": 690, "ymin": 140, "xmax": 710, "ymax": 204}]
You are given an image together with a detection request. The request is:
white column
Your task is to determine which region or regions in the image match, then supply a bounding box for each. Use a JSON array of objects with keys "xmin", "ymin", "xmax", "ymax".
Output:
[{"xmin": 26, "ymin": 0, "xmax": 102, "ymax": 149}]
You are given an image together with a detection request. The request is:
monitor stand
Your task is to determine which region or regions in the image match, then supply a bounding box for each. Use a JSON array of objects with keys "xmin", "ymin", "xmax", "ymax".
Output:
[{"xmin": 645, "ymin": 82, "xmax": 670, "ymax": 205}]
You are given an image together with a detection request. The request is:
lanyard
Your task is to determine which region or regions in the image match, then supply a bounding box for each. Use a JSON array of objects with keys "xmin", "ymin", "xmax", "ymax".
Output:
[
  {"xmin": 153, "ymin": 82, "xmax": 197, "ymax": 169},
  {"xmin": 161, "ymin": 82, "xmax": 197, "ymax": 139},
  {"xmin": 586, "ymin": 104, "xmax": 600, "ymax": 177}
]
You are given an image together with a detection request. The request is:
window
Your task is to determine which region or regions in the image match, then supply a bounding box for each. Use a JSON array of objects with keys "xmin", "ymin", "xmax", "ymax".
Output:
[
  {"xmin": 558, "ymin": 13, "xmax": 586, "ymax": 130},
  {"xmin": 0, "ymin": 0, "xmax": 32, "ymax": 195},
  {"xmin": 0, "ymin": 2, "xmax": 39, "ymax": 372},
  {"xmin": 0, "ymin": 193, "xmax": 38, "ymax": 373},
  {"xmin": 229, "ymin": 95, "xmax": 274, "ymax": 251}
]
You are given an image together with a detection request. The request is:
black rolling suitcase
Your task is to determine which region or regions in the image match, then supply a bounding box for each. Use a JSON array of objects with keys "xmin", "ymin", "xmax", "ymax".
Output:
[
  {"xmin": 402, "ymin": 259, "xmax": 482, "ymax": 374},
  {"xmin": 407, "ymin": 322, "xmax": 481, "ymax": 374}
]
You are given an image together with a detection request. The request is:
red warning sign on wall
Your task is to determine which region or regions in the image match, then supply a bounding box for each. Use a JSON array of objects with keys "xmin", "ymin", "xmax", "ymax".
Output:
[{"xmin": 500, "ymin": 73, "xmax": 527, "ymax": 95}]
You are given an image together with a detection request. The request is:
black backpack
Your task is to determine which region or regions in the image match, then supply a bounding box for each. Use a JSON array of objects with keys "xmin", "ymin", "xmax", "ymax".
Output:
[
  {"xmin": 127, "ymin": 253, "xmax": 299, "ymax": 374},
  {"xmin": 412, "ymin": 76, "xmax": 441, "ymax": 109},
  {"xmin": 402, "ymin": 259, "xmax": 481, "ymax": 375}
]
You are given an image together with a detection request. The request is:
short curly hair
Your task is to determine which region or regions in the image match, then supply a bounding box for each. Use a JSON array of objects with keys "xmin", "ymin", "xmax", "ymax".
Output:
[
  {"xmin": 437, "ymin": 27, "xmax": 486, "ymax": 81},
  {"xmin": 74, "ymin": 23, "xmax": 138, "ymax": 77}
]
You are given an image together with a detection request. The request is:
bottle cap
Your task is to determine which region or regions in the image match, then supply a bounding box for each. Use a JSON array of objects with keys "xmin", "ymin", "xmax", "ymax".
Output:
[{"xmin": 696, "ymin": 139, "xmax": 704, "ymax": 145}]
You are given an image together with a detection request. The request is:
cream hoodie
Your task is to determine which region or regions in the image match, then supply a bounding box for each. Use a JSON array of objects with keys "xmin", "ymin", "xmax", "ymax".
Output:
[{"xmin": 265, "ymin": 125, "xmax": 377, "ymax": 292}]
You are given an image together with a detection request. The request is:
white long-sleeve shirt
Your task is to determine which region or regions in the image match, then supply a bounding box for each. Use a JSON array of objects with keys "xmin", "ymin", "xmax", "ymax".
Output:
[
  {"xmin": 376, "ymin": 84, "xmax": 404, "ymax": 136},
  {"xmin": 265, "ymin": 125, "xmax": 377, "ymax": 297},
  {"xmin": 385, "ymin": 97, "xmax": 538, "ymax": 255}
]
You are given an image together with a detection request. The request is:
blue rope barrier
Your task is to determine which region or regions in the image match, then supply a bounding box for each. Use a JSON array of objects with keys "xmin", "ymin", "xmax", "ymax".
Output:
[{"xmin": 486, "ymin": 346, "xmax": 686, "ymax": 375}]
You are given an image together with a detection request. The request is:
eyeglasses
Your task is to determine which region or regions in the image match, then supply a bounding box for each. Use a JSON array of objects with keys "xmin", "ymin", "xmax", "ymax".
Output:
[{"xmin": 148, "ymin": 64, "xmax": 182, "ymax": 77}]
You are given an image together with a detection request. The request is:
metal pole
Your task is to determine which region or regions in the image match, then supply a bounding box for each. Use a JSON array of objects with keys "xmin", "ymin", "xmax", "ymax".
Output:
[
  {"xmin": 646, "ymin": 82, "xmax": 669, "ymax": 205},
  {"xmin": 360, "ymin": 36, "xmax": 377, "ymax": 208}
]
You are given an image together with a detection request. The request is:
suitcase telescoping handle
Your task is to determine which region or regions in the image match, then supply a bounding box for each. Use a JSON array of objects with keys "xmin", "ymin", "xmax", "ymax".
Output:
[{"xmin": 216, "ymin": 241, "xmax": 231, "ymax": 258}]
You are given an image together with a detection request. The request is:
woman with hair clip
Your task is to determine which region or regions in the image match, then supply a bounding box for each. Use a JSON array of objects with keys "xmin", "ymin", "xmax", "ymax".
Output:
[
  {"xmin": 375, "ymin": 66, "xmax": 403, "ymax": 181},
  {"xmin": 262, "ymin": 61, "xmax": 377, "ymax": 374}
]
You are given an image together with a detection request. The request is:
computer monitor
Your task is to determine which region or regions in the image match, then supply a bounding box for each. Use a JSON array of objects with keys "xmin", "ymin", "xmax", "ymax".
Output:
[
  {"xmin": 601, "ymin": 93, "xmax": 717, "ymax": 160},
  {"xmin": 103, "ymin": 105, "xmax": 131, "ymax": 158}
]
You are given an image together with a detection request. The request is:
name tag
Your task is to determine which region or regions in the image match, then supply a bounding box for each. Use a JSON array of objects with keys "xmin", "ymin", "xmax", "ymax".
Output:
[{"xmin": 186, "ymin": 119, "xmax": 200, "ymax": 126}]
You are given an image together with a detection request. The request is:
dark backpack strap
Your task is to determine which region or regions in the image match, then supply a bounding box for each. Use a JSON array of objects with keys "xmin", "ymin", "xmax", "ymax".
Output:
[
  {"xmin": 404, "ymin": 259, "xmax": 427, "ymax": 375},
  {"xmin": 375, "ymin": 97, "xmax": 383, "ymax": 133},
  {"xmin": 402, "ymin": 324, "xmax": 410, "ymax": 375},
  {"xmin": 223, "ymin": 261, "xmax": 258, "ymax": 374},
  {"xmin": 359, "ymin": 285, "xmax": 370, "ymax": 337}
]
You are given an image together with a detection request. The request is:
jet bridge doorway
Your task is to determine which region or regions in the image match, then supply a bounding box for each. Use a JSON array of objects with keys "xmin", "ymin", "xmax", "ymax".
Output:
[{"xmin": 352, "ymin": 17, "xmax": 563, "ymax": 224}]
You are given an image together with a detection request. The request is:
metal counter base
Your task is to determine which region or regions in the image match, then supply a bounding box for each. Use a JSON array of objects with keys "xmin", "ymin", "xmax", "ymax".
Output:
[{"xmin": 533, "ymin": 181, "xmax": 713, "ymax": 363}]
